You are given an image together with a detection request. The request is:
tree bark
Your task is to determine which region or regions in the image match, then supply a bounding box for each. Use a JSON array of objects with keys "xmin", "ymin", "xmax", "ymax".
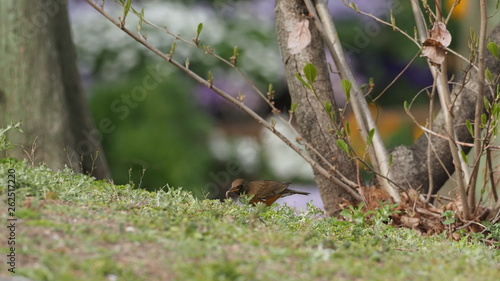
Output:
[
  {"xmin": 390, "ymin": 23, "xmax": 500, "ymax": 194},
  {"xmin": 275, "ymin": 0, "xmax": 357, "ymax": 216},
  {"xmin": 0, "ymin": 0, "xmax": 110, "ymax": 179}
]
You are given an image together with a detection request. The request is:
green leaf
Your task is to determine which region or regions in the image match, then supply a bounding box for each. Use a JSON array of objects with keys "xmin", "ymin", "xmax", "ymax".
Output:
[
  {"xmin": 338, "ymin": 127, "xmax": 344, "ymax": 137},
  {"xmin": 350, "ymin": 2, "xmax": 359, "ymax": 12},
  {"xmin": 303, "ymin": 62, "xmax": 317, "ymax": 84},
  {"xmin": 230, "ymin": 46, "xmax": 239, "ymax": 66},
  {"xmin": 487, "ymin": 39, "xmax": 499, "ymax": 60},
  {"xmin": 290, "ymin": 103, "xmax": 298, "ymax": 112},
  {"xmin": 295, "ymin": 73, "xmax": 311, "ymax": 90},
  {"xmin": 493, "ymin": 103, "xmax": 500, "ymax": 118},
  {"xmin": 168, "ymin": 42, "xmax": 177, "ymax": 58},
  {"xmin": 123, "ymin": 0, "xmax": 131, "ymax": 22},
  {"xmin": 485, "ymin": 68, "xmax": 493, "ymax": 84},
  {"xmin": 403, "ymin": 100, "xmax": 409, "ymax": 111},
  {"xmin": 324, "ymin": 102, "xmax": 337, "ymax": 122},
  {"xmin": 197, "ymin": 23, "xmax": 203, "ymax": 37},
  {"xmin": 339, "ymin": 208, "xmax": 352, "ymax": 220},
  {"xmin": 460, "ymin": 150, "xmax": 468, "ymax": 165},
  {"xmin": 324, "ymin": 101, "xmax": 332, "ymax": 113},
  {"xmin": 442, "ymin": 210, "xmax": 454, "ymax": 218},
  {"xmin": 330, "ymin": 111, "xmax": 337, "ymax": 123},
  {"xmin": 480, "ymin": 185, "xmax": 487, "ymax": 196},
  {"xmin": 484, "ymin": 97, "xmax": 491, "ymax": 113},
  {"xmin": 0, "ymin": 121, "xmax": 23, "ymax": 152},
  {"xmin": 337, "ymin": 139, "xmax": 350, "ymax": 156},
  {"xmin": 388, "ymin": 153, "xmax": 393, "ymax": 167},
  {"xmin": 345, "ymin": 122, "xmax": 351, "ymax": 136},
  {"xmin": 443, "ymin": 217, "xmax": 456, "ymax": 225},
  {"xmin": 366, "ymin": 128, "xmax": 375, "ymax": 146},
  {"xmin": 208, "ymin": 71, "xmax": 213, "ymax": 85},
  {"xmin": 138, "ymin": 8, "xmax": 145, "ymax": 32},
  {"xmin": 481, "ymin": 113, "xmax": 487, "ymax": 126},
  {"xmin": 470, "ymin": 28, "xmax": 476, "ymax": 43},
  {"xmin": 465, "ymin": 120, "xmax": 474, "ymax": 137},
  {"xmin": 390, "ymin": 9, "xmax": 396, "ymax": 30},
  {"xmin": 193, "ymin": 23, "xmax": 203, "ymax": 44},
  {"xmin": 341, "ymin": 79, "xmax": 352, "ymax": 101}
]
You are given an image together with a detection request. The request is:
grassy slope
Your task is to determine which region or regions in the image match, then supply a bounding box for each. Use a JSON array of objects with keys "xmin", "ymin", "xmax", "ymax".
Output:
[{"xmin": 0, "ymin": 158, "xmax": 499, "ymax": 281}]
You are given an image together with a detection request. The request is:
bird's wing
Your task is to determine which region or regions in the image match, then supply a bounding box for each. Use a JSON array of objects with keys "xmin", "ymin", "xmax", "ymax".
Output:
[{"xmin": 252, "ymin": 181, "xmax": 291, "ymax": 199}]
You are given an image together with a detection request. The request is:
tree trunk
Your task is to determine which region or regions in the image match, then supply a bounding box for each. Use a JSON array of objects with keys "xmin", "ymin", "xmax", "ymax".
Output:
[
  {"xmin": 390, "ymin": 23, "xmax": 500, "ymax": 194},
  {"xmin": 275, "ymin": 0, "xmax": 357, "ymax": 216},
  {"xmin": 0, "ymin": 0, "xmax": 110, "ymax": 179}
]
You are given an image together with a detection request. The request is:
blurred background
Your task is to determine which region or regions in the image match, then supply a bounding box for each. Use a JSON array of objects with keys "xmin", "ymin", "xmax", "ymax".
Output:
[{"xmin": 68, "ymin": 0, "xmax": 497, "ymax": 210}]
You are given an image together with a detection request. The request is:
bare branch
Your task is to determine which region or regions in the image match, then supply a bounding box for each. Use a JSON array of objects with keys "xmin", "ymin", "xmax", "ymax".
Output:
[
  {"xmin": 411, "ymin": 0, "xmax": 470, "ymax": 219},
  {"xmin": 467, "ymin": 0, "xmax": 488, "ymax": 215},
  {"xmin": 305, "ymin": 0, "xmax": 400, "ymax": 202},
  {"xmin": 84, "ymin": 0, "xmax": 364, "ymax": 201}
]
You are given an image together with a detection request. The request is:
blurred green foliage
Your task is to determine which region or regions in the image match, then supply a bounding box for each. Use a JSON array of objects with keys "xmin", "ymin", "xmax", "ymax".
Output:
[
  {"xmin": 89, "ymin": 69, "xmax": 214, "ymax": 196},
  {"xmin": 77, "ymin": 0, "xmax": 472, "ymax": 193},
  {"xmin": 74, "ymin": 0, "xmax": 283, "ymax": 195}
]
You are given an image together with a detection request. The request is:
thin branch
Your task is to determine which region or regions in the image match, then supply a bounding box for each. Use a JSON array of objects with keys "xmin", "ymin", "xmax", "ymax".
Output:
[
  {"xmin": 373, "ymin": 51, "xmax": 421, "ymax": 102},
  {"xmin": 113, "ymin": 0, "xmax": 360, "ymax": 188},
  {"xmin": 446, "ymin": 47, "xmax": 479, "ymax": 72},
  {"xmin": 404, "ymin": 92, "xmax": 456, "ymax": 186},
  {"xmin": 83, "ymin": 0, "xmax": 365, "ymax": 201},
  {"xmin": 130, "ymin": 6, "xmax": 281, "ymax": 113},
  {"xmin": 411, "ymin": 0, "xmax": 470, "ymax": 220},
  {"xmin": 342, "ymin": 0, "xmax": 420, "ymax": 47},
  {"xmin": 405, "ymin": 82, "xmax": 500, "ymax": 151},
  {"xmin": 468, "ymin": 0, "xmax": 488, "ymax": 215},
  {"xmin": 306, "ymin": 0, "xmax": 400, "ymax": 202},
  {"xmin": 425, "ymin": 83, "xmax": 436, "ymax": 203},
  {"xmin": 445, "ymin": 0, "xmax": 461, "ymax": 24},
  {"xmin": 411, "ymin": 0, "xmax": 428, "ymax": 37},
  {"xmin": 486, "ymin": 150, "xmax": 499, "ymax": 202}
]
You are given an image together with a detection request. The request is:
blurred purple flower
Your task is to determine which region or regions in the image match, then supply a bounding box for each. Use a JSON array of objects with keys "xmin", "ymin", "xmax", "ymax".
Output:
[{"xmin": 195, "ymin": 73, "xmax": 264, "ymax": 116}]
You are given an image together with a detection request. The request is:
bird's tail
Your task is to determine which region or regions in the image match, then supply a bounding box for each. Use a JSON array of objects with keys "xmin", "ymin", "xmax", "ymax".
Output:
[{"xmin": 287, "ymin": 189, "xmax": 310, "ymax": 195}]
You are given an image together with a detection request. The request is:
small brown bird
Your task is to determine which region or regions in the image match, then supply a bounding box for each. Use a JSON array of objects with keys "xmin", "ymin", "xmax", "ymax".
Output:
[{"xmin": 225, "ymin": 179, "xmax": 309, "ymax": 206}]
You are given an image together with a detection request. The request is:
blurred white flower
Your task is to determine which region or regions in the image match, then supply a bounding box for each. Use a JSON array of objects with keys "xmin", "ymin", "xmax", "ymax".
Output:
[{"xmin": 260, "ymin": 118, "xmax": 314, "ymax": 180}]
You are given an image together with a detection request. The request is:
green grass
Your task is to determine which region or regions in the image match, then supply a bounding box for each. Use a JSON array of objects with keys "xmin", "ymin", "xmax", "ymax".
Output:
[{"xmin": 1, "ymin": 158, "xmax": 499, "ymax": 281}]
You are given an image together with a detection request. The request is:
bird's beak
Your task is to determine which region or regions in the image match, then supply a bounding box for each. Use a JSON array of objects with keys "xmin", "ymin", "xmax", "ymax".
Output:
[{"xmin": 225, "ymin": 187, "xmax": 239, "ymax": 199}]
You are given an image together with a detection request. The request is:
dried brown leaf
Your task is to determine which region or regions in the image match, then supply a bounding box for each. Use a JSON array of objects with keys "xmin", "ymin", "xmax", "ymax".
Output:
[
  {"xmin": 421, "ymin": 21, "xmax": 452, "ymax": 66},
  {"xmin": 288, "ymin": 19, "xmax": 311, "ymax": 54},
  {"xmin": 401, "ymin": 215, "xmax": 420, "ymax": 229},
  {"xmin": 429, "ymin": 21, "xmax": 452, "ymax": 46}
]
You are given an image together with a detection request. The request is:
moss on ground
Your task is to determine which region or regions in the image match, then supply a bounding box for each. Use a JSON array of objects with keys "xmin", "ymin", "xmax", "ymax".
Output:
[{"xmin": 0, "ymin": 158, "xmax": 499, "ymax": 281}]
